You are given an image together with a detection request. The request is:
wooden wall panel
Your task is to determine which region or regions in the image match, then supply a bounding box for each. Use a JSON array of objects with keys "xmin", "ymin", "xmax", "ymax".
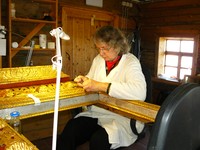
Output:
[
  {"xmin": 140, "ymin": 0, "xmax": 200, "ymax": 9},
  {"xmin": 138, "ymin": 0, "xmax": 200, "ymax": 76}
]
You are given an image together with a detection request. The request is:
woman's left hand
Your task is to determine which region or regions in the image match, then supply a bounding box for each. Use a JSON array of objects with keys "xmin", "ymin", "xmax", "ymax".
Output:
[
  {"xmin": 79, "ymin": 78, "xmax": 100, "ymax": 92},
  {"xmin": 75, "ymin": 77, "xmax": 109, "ymax": 93}
]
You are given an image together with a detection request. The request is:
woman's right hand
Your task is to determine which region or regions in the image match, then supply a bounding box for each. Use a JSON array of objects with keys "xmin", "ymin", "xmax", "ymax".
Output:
[
  {"xmin": 74, "ymin": 75, "xmax": 88, "ymax": 85},
  {"xmin": 74, "ymin": 75, "xmax": 109, "ymax": 93}
]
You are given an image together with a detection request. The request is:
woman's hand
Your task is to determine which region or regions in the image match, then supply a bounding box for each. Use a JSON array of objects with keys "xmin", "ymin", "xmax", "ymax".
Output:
[
  {"xmin": 74, "ymin": 75, "xmax": 88, "ymax": 85},
  {"xmin": 74, "ymin": 75, "xmax": 109, "ymax": 93}
]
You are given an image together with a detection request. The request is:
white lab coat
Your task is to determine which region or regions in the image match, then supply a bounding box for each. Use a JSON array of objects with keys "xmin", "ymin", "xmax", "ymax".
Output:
[{"xmin": 75, "ymin": 53, "xmax": 146, "ymax": 149}]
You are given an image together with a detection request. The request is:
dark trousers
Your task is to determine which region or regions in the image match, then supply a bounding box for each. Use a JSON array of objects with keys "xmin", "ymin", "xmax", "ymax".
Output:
[{"xmin": 57, "ymin": 116, "xmax": 111, "ymax": 150}]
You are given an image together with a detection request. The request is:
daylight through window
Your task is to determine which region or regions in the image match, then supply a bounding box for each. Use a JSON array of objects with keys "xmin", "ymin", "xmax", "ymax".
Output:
[{"xmin": 157, "ymin": 37, "xmax": 196, "ymax": 81}]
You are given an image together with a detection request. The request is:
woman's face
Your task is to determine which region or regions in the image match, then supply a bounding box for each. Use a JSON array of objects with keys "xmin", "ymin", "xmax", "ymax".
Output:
[{"xmin": 95, "ymin": 42, "xmax": 119, "ymax": 61}]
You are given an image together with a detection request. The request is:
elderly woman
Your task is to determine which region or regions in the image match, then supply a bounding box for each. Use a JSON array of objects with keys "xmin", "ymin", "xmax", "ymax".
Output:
[{"xmin": 57, "ymin": 25, "xmax": 146, "ymax": 150}]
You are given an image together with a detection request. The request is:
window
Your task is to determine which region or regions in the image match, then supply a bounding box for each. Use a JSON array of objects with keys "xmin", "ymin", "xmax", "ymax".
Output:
[{"xmin": 157, "ymin": 36, "xmax": 198, "ymax": 81}]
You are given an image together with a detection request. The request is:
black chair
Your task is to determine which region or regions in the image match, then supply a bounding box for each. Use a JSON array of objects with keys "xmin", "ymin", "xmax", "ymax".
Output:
[
  {"xmin": 147, "ymin": 83, "xmax": 200, "ymax": 150},
  {"xmin": 141, "ymin": 64, "xmax": 152, "ymax": 103}
]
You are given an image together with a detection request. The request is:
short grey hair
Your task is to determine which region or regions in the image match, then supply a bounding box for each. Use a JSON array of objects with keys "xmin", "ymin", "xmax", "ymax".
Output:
[{"xmin": 93, "ymin": 26, "xmax": 130, "ymax": 55}]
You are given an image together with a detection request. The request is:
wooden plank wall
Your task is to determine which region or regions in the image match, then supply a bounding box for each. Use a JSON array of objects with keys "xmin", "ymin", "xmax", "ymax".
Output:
[
  {"xmin": 137, "ymin": 0, "xmax": 200, "ymax": 76},
  {"xmin": 59, "ymin": 0, "xmax": 137, "ymax": 33}
]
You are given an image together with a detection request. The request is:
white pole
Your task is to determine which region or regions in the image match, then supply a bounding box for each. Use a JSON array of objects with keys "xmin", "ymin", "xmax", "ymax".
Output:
[
  {"xmin": 50, "ymin": 27, "xmax": 69, "ymax": 150},
  {"xmin": 52, "ymin": 29, "xmax": 62, "ymax": 150}
]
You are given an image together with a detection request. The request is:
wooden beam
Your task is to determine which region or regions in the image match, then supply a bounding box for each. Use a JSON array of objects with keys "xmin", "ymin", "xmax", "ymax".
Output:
[
  {"xmin": 98, "ymin": 94, "xmax": 160, "ymax": 123},
  {"xmin": 11, "ymin": 23, "xmax": 46, "ymax": 58}
]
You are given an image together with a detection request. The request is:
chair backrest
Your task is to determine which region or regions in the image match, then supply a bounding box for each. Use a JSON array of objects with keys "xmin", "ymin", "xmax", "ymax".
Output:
[
  {"xmin": 141, "ymin": 64, "xmax": 152, "ymax": 103},
  {"xmin": 147, "ymin": 83, "xmax": 200, "ymax": 150}
]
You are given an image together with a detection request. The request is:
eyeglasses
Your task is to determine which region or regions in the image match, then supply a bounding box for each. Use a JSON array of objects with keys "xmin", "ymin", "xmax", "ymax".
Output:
[{"xmin": 95, "ymin": 46, "xmax": 112, "ymax": 52}]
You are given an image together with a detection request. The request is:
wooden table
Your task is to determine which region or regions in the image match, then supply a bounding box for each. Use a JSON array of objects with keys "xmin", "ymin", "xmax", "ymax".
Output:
[
  {"xmin": 0, "ymin": 93, "xmax": 159, "ymax": 123},
  {"xmin": 0, "ymin": 65, "xmax": 160, "ymax": 141}
]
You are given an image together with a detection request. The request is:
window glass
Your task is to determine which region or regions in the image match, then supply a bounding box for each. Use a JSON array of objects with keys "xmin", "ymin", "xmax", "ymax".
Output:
[
  {"xmin": 181, "ymin": 41, "xmax": 194, "ymax": 53},
  {"xmin": 165, "ymin": 67, "xmax": 177, "ymax": 78},
  {"xmin": 180, "ymin": 69, "xmax": 191, "ymax": 79},
  {"xmin": 181, "ymin": 56, "xmax": 193, "ymax": 68},
  {"xmin": 165, "ymin": 55, "xmax": 178, "ymax": 67},
  {"xmin": 166, "ymin": 40, "xmax": 180, "ymax": 52},
  {"xmin": 158, "ymin": 37, "xmax": 195, "ymax": 80}
]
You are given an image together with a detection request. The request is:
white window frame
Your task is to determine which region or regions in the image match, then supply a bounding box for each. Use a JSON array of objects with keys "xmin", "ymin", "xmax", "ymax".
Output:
[{"xmin": 155, "ymin": 32, "xmax": 199, "ymax": 81}]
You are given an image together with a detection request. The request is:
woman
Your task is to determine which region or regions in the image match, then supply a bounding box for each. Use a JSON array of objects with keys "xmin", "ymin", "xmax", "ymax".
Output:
[{"xmin": 57, "ymin": 25, "xmax": 146, "ymax": 150}]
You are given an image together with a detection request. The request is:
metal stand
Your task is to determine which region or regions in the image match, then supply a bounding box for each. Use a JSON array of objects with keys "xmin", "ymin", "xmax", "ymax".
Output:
[{"xmin": 50, "ymin": 27, "xmax": 70, "ymax": 150}]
